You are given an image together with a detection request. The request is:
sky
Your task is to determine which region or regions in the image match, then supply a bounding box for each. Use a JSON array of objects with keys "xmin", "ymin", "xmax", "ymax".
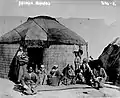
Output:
[
  {"xmin": 57, "ymin": 18, "xmax": 120, "ymax": 59},
  {"xmin": 0, "ymin": 0, "xmax": 120, "ymax": 59}
]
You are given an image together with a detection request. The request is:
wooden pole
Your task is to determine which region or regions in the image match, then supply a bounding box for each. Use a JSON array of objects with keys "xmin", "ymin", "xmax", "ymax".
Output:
[{"xmin": 86, "ymin": 42, "xmax": 89, "ymax": 59}]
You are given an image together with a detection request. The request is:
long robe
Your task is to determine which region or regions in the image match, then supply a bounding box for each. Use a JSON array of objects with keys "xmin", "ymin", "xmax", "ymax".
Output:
[{"xmin": 8, "ymin": 55, "xmax": 20, "ymax": 83}]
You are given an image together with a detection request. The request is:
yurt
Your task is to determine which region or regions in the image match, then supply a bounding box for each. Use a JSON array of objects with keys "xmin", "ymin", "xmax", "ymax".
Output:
[{"xmin": 0, "ymin": 16, "xmax": 87, "ymax": 81}]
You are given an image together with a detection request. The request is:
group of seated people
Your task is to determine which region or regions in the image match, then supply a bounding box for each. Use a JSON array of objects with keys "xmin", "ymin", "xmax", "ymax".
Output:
[
  {"xmin": 18, "ymin": 57, "xmax": 107, "ymax": 95},
  {"xmin": 20, "ymin": 65, "xmax": 47, "ymax": 94}
]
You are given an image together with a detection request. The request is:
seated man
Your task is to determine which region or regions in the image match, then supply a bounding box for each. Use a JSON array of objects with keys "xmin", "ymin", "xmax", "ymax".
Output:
[
  {"xmin": 93, "ymin": 65, "xmax": 107, "ymax": 88},
  {"xmin": 75, "ymin": 67, "xmax": 85, "ymax": 83},
  {"xmin": 62, "ymin": 64, "xmax": 76, "ymax": 85},
  {"xmin": 81, "ymin": 58, "xmax": 96, "ymax": 86},
  {"xmin": 47, "ymin": 65, "xmax": 63, "ymax": 86},
  {"xmin": 36, "ymin": 65, "xmax": 47, "ymax": 85},
  {"xmin": 21, "ymin": 67, "xmax": 39, "ymax": 95}
]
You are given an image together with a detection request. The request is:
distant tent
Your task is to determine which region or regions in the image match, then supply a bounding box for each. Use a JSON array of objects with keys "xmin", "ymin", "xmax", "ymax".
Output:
[
  {"xmin": 99, "ymin": 37, "xmax": 120, "ymax": 83},
  {"xmin": 0, "ymin": 16, "xmax": 87, "ymax": 82}
]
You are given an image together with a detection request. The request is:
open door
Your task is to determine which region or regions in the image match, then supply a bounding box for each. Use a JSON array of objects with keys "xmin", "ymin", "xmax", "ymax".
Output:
[{"xmin": 27, "ymin": 47, "xmax": 44, "ymax": 71}]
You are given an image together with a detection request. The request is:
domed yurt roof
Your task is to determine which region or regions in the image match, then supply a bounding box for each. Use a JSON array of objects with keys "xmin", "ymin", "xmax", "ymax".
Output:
[{"xmin": 0, "ymin": 16, "xmax": 86, "ymax": 46}]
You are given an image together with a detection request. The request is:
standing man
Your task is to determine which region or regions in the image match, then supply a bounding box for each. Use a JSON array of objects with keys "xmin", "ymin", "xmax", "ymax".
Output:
[{"xmin": 17, "ymin": 46, "xmax": 29, "ymax": 83}]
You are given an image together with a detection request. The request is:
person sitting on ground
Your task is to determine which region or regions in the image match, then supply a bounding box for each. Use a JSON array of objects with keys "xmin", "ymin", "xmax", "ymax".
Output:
[
  {"xmin": 74, "ymin": 64, "xmax": 85, "ymax": 84},
  {"xmin": 93, "ymin": 64, "xmax": 107, "ymax": 88},
  {"xmin": 81, "ymin": 58, "xmax": 96, "ymax": 86},
  {"xmin": 74, "ymin": 56, "xmax": 85, "ymax": 83},
  {"xmin": 47, "ymin": 65, "xmax": 63, "ymax": 86},
  {"xmin": 62, "ymin": 64, "xmax": 76, "ymax": 85},
  {"xmin": 21, "ymin": 66, "xmax": 39, "ymax": 95},
  {"xmin": 36, "ymin": 64, "xmax": 47, "ymax": 85}
]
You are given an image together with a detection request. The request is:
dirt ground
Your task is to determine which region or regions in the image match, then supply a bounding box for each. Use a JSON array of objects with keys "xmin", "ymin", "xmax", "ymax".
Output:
[{"xmin": 0, "ymin": 78, "xmax": 120, "ymax": 98}]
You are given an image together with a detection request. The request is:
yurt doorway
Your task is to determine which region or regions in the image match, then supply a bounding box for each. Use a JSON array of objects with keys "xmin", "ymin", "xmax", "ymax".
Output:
[{"xmin": 27, "ymin": 47, "xmax": 44, "ymax": 71}]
